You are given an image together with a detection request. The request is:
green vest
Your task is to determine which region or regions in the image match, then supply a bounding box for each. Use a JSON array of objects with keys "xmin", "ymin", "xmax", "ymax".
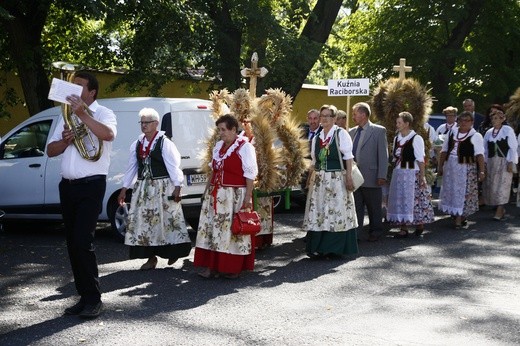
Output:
[{"xmin": 314, "ymin": 129, "xmax": 342, "ymax": 171}]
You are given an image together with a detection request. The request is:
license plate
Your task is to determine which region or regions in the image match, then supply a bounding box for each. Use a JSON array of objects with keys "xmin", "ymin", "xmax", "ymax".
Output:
[{"xmin": 187, "ymin": 173, "xmax": 208, "ymax": 185}]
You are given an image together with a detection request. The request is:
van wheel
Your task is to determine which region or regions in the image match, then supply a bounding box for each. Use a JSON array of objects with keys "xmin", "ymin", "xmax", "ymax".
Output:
[
  {"xmin": 111, "ymin": 203, "xmax": 129, "ymax": 241},
  {"xmin": 108, "ymin": 190, "xmax": 132, "ymax": 241}
]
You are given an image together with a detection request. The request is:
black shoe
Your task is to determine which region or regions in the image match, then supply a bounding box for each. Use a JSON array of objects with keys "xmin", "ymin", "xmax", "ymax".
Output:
[
  {"xmin": 65, "ymin": 300, "xmax": 85, "ymax": 315},
  {"xmin": 394, "ymin": 230, "xmax": 409, "ymax": 239},
  {"xmin": 307, "ymin": 252, "xmax": 324, "ymax": 259},
  {"xmin": 367, "ymin": 234, "xmax": 379, "ymax": 242},
  {"xmin": 79, "ymin": 302, "xmax": 103, "ymax": 319},
  {"xmin": 64, "ymin": 301, "xmax": 85, "ymax": 315}
]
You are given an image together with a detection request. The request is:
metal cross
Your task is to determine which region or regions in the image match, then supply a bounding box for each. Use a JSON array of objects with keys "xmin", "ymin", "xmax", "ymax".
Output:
[
  {"xmin": 392, "ymin": 58, "xmax": 412, "ymax": 81},
  {"xmin": 241, "ymin": 52, "xmax": 269, "ymax": 98}
]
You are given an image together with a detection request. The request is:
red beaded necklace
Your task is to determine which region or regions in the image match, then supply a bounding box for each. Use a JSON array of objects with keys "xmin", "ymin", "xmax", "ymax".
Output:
[{"xmin": 140, "ymin": 131, "xmax": 159, "ymax": 159}]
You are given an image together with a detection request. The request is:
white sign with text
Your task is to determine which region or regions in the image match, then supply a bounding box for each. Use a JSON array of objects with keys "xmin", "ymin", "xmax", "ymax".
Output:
[{"xmin": 327, "ymin": 78, "xmax": 370, "ymax": 96}]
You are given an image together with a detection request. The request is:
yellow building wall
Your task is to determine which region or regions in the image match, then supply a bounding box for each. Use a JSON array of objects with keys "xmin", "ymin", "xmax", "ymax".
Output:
[{"xmin": 0, "ymin": 71, "xmax": 367, "ymax": 136}]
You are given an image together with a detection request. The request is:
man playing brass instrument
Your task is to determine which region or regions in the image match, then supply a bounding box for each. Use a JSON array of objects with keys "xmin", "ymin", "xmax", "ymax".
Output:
[{"xmin": 47, "ymin": 71, "xmax": 117, "ymax": 318}]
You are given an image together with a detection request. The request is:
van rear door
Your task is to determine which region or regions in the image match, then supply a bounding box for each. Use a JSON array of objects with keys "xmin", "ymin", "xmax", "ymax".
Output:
[{"xmin": 160, "ymin": 102, "xmax": 215, "ymax": 208}]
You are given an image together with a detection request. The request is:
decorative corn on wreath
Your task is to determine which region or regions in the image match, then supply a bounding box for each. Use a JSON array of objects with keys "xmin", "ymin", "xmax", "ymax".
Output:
[
  {"xmin": 371, "ymin": 77, "xmax": 434, "ymax": 183},
  {"xmin": 201, "ymin": 88, "xmax": 307, "ymax": 194},
  {"xmin": 505, "ymin": 87, "xmax": 520, "ymax": 135}
]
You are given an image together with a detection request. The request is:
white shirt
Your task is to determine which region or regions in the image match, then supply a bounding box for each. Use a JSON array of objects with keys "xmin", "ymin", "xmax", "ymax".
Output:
[
  {"xmin": 49, "ymin": 100, "xmax": 117, "ymax": 179},
  {"xmin": 122, "ymin": 131, "xmax": 184, "ymax": 188},
  {"xmin": 393, "ymin": 130, "xmax": 425, "ymax": 171},
  {"xmin": 211, "ymin": 139, "xmax": 258, "ymax": 180},
  {"xmin": 436, "ymin": 122, "xmax": 457, "ymax": 136},
  {"xmin": 483, "ymin": 125, "xmax": 518, "ymax": 164},
  {"xmin": 441, "ymin": 127, "xmax": 484, "ymax": 158},
  {"xmin": 311, "ymin": 125, "xmax": 353, "ymax": 163}
]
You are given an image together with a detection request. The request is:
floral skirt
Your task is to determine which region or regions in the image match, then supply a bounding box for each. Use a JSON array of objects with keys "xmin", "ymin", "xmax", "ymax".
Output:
[
  {"xmin": 439, "ymin": 159, "xmax": 479, "ymax": 217},
  {"xmin": 125, "ymin": 178, "xmax": 191, "ymax": 251},
  {"xmin": 303, "ymin": 170, "xmax": 358, "ymax": 256},
  {"xmin": 303, "ymin": 170, "xmax": 358, "ymax": 232},
  {"xmin": 387, "ymin": 169, "xmax": 434, "ymax": 225},
  {"xmin": 255, "ymin": 196, "xmax": 274, "ymax": 249},
  {"xmin": 483, "ymin": 156, "xmax": 512, "ymax": 206},
  {"xmin": 194, "ymin": 186, "xmax": 255, "ymax": 273}
]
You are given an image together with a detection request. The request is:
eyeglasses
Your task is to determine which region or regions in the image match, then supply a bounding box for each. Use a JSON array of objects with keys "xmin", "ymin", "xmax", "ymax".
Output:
[{"xmin": 138, "ymin": 120, "xmax": 157, "ymax": 125}]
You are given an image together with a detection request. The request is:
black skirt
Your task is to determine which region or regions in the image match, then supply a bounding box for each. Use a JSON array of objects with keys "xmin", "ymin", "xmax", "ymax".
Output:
[{"xmin": 129, "ymin": 243, "xmax": 192, "ymax": 260}]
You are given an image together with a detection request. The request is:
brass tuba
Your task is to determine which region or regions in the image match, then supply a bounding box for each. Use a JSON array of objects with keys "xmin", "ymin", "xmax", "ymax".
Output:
[{"xmin": 53, "ymin": 62, "xmax": 103, "ymax": 161}]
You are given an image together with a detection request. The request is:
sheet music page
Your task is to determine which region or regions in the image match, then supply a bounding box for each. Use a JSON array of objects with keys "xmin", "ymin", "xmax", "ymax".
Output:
[{"xmin": 48, "ymin": 78, "xmax": 83, "ymax": 104}]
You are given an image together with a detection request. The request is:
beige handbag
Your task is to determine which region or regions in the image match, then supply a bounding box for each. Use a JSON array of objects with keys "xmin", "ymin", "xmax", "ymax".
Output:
[{"xmin": 335, "ymin": 129, "xmax": 364, "ymax": 191}]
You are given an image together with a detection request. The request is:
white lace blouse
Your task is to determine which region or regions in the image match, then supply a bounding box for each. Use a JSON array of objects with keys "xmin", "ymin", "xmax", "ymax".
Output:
[
  {"xmin": 393, "ymin": 130, "xmax": 425, "ymax": 171},
  {"xmin": 211, "ymin": 139, "xmax": 258, "ymax": 180},
  {"xmin": 483, "ymin": 125, "xmax": 518, "ymax": 164}
]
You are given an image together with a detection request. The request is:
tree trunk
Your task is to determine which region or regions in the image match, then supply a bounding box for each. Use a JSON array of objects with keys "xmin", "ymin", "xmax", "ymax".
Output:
[
  {"xmin": 2, "ymin": 1, "xmax": 54, "ymax": 116},
  {"xmin": 207, "ymin": 2, "xmax": 243, "ymax": 91},
  {"xmin": 265, "ymin": 0, "xmax": 342, "ymax": 99}
]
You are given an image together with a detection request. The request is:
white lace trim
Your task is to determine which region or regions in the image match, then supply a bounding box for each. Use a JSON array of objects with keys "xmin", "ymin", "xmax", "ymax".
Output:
[
  {"xmin": 484, "ymin": 125, "xmax": 515, "ymax": 142},
  {"xmin": 213, "ymin": 138, "xmax": 245, "ymax": 163},
  {"xmin": 319, "ymin": 125, "xmax": 339, "ymax": 143},
  {"xmin": 396, "ymin": 130, "xmax": 416, "ymax": 144}
]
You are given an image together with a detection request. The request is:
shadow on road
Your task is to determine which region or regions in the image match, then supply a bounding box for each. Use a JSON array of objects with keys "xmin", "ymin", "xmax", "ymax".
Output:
[{"xmin": 0, "ymin": 204, "xmax": 519, "ymax": 344}]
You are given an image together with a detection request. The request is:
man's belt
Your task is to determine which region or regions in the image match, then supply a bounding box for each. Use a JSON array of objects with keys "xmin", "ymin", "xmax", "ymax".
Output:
[{"xmin": 62, "ymin": 175, "xmax": 106, "ymax": 185}]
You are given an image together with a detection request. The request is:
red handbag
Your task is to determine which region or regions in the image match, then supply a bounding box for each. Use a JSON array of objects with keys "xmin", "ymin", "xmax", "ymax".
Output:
[{"xmin": 231, "ymin": 210, "xmax": 261, "ymax": 235}]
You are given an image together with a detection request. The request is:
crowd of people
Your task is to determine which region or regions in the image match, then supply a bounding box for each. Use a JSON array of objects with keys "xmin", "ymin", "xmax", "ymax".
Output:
[{"xmin": 49, "ymin": 72, "xmax": 517, "ymax": 319}]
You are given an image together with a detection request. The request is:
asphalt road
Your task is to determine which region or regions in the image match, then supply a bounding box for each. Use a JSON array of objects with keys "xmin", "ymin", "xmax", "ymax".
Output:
[{"xmin": 0, "ymin": 202, "xmax": 519, "ymax": 346}]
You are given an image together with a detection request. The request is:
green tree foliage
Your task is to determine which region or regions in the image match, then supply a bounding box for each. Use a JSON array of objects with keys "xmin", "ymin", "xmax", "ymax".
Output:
[
  {"xmin": 109, "ymin": 0, "xmax": 345, "ymax": 98},
  {"xmin": 332, "ymin": 0, "xmax": 520, "ymax": 113},
  {"xmin": 0, "ymin": 0, "xmax": 126, "ymax": 116},
  {"xmin": 0, "ymin": 0, "xmax": 346, "ymax": 116}
]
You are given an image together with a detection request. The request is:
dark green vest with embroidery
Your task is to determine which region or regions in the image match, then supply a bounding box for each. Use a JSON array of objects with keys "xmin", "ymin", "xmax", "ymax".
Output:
[
  {"xmin": 136, "ymin": 136, "xmax": 169, "ymax": 179},
  {"xmin": 313, "ymin": 130, "xmax": 342, "ymax": 171}
]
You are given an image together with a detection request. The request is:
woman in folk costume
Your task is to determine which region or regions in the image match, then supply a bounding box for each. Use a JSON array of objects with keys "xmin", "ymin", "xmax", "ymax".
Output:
[
  {"xmin": 387, "ymin": 112, "xmax": 434, "ymax": 238},
  {"xmin": 482, "ymin": 105, "xmax": 518, "ymax": 220},
  {"xmin": 194, "ymin": 114, "xmax": 258, "ymax": 279},
  {"xmin": 118, "ymin": 108, "xmax": 191, "ymax": 270},
  {"xmin": 302, "ymin": 104, "xmax": 358, "ymax": 258},
  {"xmin": 438, "ymin": 111, "xmax": 486, "ymax": 229}
]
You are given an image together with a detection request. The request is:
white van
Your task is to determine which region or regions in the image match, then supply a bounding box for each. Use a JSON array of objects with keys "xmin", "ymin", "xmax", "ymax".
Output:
[{"xmin": 0, "ymin": 97, "xmax": 216, "ymax": 236}]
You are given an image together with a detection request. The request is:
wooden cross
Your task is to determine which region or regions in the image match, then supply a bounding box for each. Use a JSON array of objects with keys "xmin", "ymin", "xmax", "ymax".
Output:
[
  {"xmin": 392, "ymin": 58, "xmax": 412, "ymax": 81},
  {"xmin": 241, "ymin": 52, "xmax": 269, "ymax": 98}
]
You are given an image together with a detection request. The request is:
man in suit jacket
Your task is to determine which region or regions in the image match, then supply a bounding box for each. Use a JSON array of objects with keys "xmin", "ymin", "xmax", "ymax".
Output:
[
  {"xmin": 301, "ymin": 109, "xmax": 322, "ymax": 190},
  {"xmin": 302, "ymin": 109, "xmax": 322, "ymax": 141},
  {"xmin": 349, "ymin": 102, "xmax": 388, "ymax": 242},
  {"xmin": 463, "ymin": 98, "xmax": 484, "ymax": 131}
]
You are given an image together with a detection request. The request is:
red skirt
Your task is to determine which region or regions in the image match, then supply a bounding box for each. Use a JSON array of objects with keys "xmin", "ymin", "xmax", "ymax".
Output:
[{"xmin": 193, "ymin": 246, "xmax": 256, "ymax": 274}]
